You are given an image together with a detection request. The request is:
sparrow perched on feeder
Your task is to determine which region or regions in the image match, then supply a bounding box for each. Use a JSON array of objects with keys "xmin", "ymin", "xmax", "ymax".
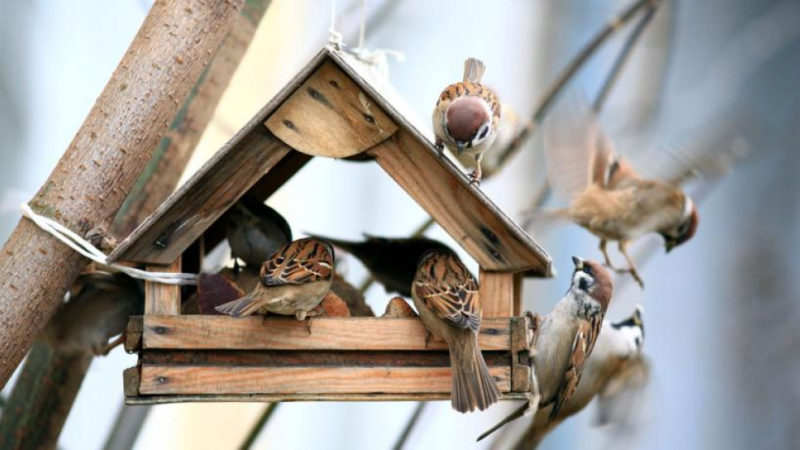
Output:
[
  {"xmin": 537, "ymin": 100, "xmax": 699, "ymax": 287},
  {"xmin": 432, "ymin": 57, "xmax": 501, "ymax": 184},
  {"xmin": 479, "ymin": 304, "xmax": 642, "ymax": 444},
  {"xmin": 223, "ymin": 195, "xmax": 292, "ymax": 271},
  {"xmin": 215, "ymin": 238, "xmax": 334, "ymax": 320},
  {"xmin": 44, "ymin": 272, "xmax": 144, "ymax": 355},
  {"xmin": 309, "ymin": 234, "xmax": 451, "ymax": 297},
  {"xmin": 411, "ymin": 249, "xmax": 500, "ymax": 413},
  {"xmin": 453, "ymin": 101, "xmax": 519, "ymax": 180}
]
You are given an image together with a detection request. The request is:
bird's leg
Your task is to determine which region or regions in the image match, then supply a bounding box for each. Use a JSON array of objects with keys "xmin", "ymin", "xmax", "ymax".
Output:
[
  {"xmin": 434, "ymin": 138, "xmax": 444, "ymax": 156},
  {"xmin": 424, "ymin": 330, "xmax": 433, "ymax": 348},
  {"xmin": 618, "ymin": 241, "xmax": 644, "ymax": 288},
  {"xmin": 468, "ymin": 153, "xmax": 484, "ymax": 186},
  {"xmin": 599, "ymin": 240, "xmax": 617, "ymax": 269},
  {"xmin": 95, "ymin": 335, "xmax": 125, "ymax": 356}
]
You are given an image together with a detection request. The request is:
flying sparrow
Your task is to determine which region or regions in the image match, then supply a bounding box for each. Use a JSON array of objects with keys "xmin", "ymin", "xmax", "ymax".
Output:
[
  {"xmin": 215, "ymin": 238, "xmax": 334, "ymax": 320},
  {"xmin": 44, "ymin": 272, "xmax": 143, "ymax": 356},
  {"xmin": 223, "ymin": 195, "xmax": 292, "ymax": 271},
  {"xmin": 309, "ymin": 234, "xmax": 451, "ymax": 297},
  {"xmin": 432, "ymin": 57, "xmax": 501, "ymax": 184},
  {"xmin": 535, "ymin": 100, "xmax": 699, "ymax": 287},
  {"xmin": 478, "ymin": 305, "xmax": 645, "ymax": 445},
  {"xmin": 411, "ymin": 249, "xmax": 501, "ymax": 413}
]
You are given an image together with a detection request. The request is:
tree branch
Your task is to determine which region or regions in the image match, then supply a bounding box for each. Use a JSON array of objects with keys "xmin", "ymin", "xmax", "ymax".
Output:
[{"xmin": 0, "ymin": 0, "xmax": 244, "ymax": 389}]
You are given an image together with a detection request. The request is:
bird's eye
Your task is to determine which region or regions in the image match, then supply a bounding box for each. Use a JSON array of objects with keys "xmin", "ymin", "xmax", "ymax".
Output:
[{"xmin": 578, "ymin": 278, "xmax": 590, "ymax": 291}]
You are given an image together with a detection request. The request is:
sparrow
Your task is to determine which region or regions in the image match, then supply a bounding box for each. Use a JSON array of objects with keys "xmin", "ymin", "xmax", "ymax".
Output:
[
  {"xmin": 309, "ymin": 234, "xmax": 451, "ymax": 297},
  {"xmin": 411, "ymin": 249, "xmax": 500, "ymax": 413},
  {"xmin": 478, "ymin": 306, "xmax": 645, "ymax": 446},
  {"xmin": 477, "ymin": 256, "xmax": 613, "ymax": 439},
  {"xmin": 432, "ymin": 57, "xmax": 501, "ymax": 184},
  {"xmin": 453, "ymin": 101, "xmax": 520, "ymax": 180},
  {"xmin": 44, "ymin": 272, "xmax": 144, "ymax": 356},
  {"xmin": 215, "ymin": 238, "xmax": 334, "ymax": 320},
  {"xmin": 223, "ymin": 195, "xmax": 292, "ymax": 271},
  {"xmin": 537, "ymin": 100, "xmax": 699, "ymax": 287}
]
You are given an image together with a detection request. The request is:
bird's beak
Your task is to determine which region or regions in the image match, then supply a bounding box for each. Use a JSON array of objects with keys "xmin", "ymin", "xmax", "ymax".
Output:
[
  {"xmin": 572, "ymin": 256, "xmax": 584, "ymax": 270},
  {"xmin": 456, "ymin": 141, "xmax": 466, "ymax": 154},
  {"xmin": 664, "ymin": 241, "xmax": 675, "ymax": 253}
]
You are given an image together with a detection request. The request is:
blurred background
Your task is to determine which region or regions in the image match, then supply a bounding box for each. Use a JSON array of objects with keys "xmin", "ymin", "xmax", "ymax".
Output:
[{"xmin": 1, "ymin": 0, "xmax": 798, "ymax": 448}]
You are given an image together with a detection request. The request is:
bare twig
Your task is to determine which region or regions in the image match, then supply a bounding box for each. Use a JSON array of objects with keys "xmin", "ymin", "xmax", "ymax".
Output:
[
  {"xmin": 494, "ymin": 0, "xmax": 661, "ymax": 169},
  {"xmin": 102, "ymin": 405, "xmax": 152, "ymax": 450},
  {"xmin": 593, "ymin": 2, "xmax": 661, "ymax": 113},
  {"xmin": 239, "ymin": 403, "xmax": 279, "ymax": 450},
  {"xmin": 392, "ymin": 402, "xmax": 427, "ymax": 450}
]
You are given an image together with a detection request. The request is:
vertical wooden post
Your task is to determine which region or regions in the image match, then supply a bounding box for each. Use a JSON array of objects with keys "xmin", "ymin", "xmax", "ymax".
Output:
[
  {"xmin": 479, "ymin": 270, "xmax": 514, "ymax": 317},
  {"xmin": 513, "ymin": 272, "xmax": 523, "ymax": 316},
  {"xmin": 145, "ymin": 258, "xmax": 182, "ymax": 315}
]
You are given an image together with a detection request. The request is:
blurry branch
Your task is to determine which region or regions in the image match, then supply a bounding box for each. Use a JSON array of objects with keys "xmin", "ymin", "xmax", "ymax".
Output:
[
  {"xmin": 593, "ymin": 3, "xmax": 660, "ymax": 113},
  {"xmin": 0, "ymin": 342, "xmax": 93, "ymax": 450},
  {"xmin": 239, "ymin": 403, "xmax": 279, "ymax": 450},
  {"xmin": 494, "ymin": 0, "xmax": 662, "ymax": 169},
  {"xmin": 392, "ymin": 402, "xmax": 427, "ymax": 450},
  {"xmin": 103, "ymin": 404, "xmax": 151, "ymax": 450}
]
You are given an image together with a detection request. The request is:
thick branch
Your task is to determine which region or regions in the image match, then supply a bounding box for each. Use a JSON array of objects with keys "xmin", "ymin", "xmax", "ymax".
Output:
[
  {"xmin": 0, "ymin": 0, "xmax": 244, "ymax": 388},
  {"xmin": 0, "ymin": 342, "xmax": 92, "ymax": 450}
]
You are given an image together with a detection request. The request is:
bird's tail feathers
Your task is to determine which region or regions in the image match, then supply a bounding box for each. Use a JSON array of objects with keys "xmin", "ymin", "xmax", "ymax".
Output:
[
  {"xmin": 215, "ymin": 296, "xmax": 256, "ymax": 317},
  {"xmin": 463, "ymin": 57, "xmax": 486, "ymax": 83},
  {"xmin": 450, "ymin": 334, "xmax": 501, "ymax": 413}
]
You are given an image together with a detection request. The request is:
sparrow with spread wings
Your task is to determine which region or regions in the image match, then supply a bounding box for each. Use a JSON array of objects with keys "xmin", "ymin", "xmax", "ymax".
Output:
[
  {"xmin": 215, "ymin": 238, "xmax": 334, "ymax": 320},
  {"xmin": 411, "ymin": 248, "xmax": 501, "ymax": 413},
  {"xmin": 536, "ymin": 101, "xmax": 699, "ymax": 287}
]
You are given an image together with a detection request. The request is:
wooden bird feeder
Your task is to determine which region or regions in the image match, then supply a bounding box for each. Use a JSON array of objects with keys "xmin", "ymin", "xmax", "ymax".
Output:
[{"xmin": 114, "ymin": 47, "xmax": 553, "ymax": 404}]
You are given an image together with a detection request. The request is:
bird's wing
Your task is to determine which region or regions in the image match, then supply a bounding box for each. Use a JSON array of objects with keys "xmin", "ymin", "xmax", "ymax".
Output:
[
  {"xmin": 413, "ymin": 253, "xmax": 481, "ymax": 332},
  {"xmin": 595, "ymin": 356, "xmax": 651, "ymax": 429},
  {"xmin": 549, "ymin": 316, "xmax": 603, "ymax": 421},
  {"xmin": 260, "ymin": 239, "xmax": 333, "ymax": 286},
  {"xmin": 630, "ymin": 118, "xmax": 748, "ymax": 185},
  {"xmin": 545, "ymin": 94, "xmax": 644, "ymax": 200}
]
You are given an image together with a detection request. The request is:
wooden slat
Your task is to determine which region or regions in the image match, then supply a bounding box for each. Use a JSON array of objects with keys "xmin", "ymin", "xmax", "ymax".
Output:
[
  {"xmin": 510, "ymin": 316, "xmax": 532, "ymax": 393},
  {"xmin": 144, "ymin": 259, "xmax": 181, "ymax": 315},
  {"xmin": 109, "ymin": 128, "xmax": 292, "ymax": 264},
  {"xmin": 124, "ymin": 316, "xmax": 144, "ymax": 353},
  {"xmin": 123, "ymin": 366, "xmax": 140, "ymax": 397},
  {"xmin": 369, "ymin": 130, "xmax": 549, "ymax": 274},
  {"xmin": 125, "ymin": 392, "xmax": 529, "ymax": 405},
  {"xmin": 139, "ymin": 365, "xmax": 511, "ymax": 395},
  {"xmin": 265, "ymin": 60, "xmax": 398, "ymax": 158},
  {"xmin": 513, "ymin": 272, "xmax": 523, "ymax": 316},
  {"xmin": 107, "ymin": 49, "xmax": 334, "ymax": 264},
  {"xmin": 202, "ymin": 150, "xmax": 312, "ymax": 253},
  {"xmin": 141, "ymin": 316, "xmax": 511, "ymax": 351},
  {"xmin": 479, "ymin": 270, "xmax": 515, "ymax": 317}
]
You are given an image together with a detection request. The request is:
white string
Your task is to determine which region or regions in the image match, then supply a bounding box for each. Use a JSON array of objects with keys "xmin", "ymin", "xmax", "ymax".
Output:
[
  {"xmin": 20, "ymin": 203, "xmax": 197, "ymax": 285},
  {"xmin": 328, "ymin": 0, "xmax": 344, "ymax": 50}
]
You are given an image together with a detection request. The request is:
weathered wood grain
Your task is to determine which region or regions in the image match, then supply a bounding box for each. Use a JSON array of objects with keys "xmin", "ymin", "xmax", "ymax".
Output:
[
  {"xmin": 510, "ymin": 316, "xmax": 532, "ymax": 393},
  {"xmin": 265, "ymin": 60, "xmax": 397, "ymax": 158},
  {"xmin": 141, "ymin": 316, "xmax": 512, "ymax": 351},
  {"xmin": 124, "ymin": 392, "xmax": 529, "ymax": 405},
  {"xmin": 144, "ymin": 258, "xmax": 181, "ymax": 315},
  {"xmin": 139, "ymin": 365, "xmax": 511, "ymax": 395},
  {"xmin": 108, "ymin": 128, "xmax": 292, "ymax": 264},
  {"xmin": 480, "ymin": 270, "xmax": 515, "ymax": 317},
  {"xmin": 124, "ymin": 316, "xmax": 144, "ymax": 353}
]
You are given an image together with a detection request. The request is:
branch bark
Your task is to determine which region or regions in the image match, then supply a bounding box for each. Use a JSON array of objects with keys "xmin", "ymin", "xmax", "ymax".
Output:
[
  {"xmin": 0, "ymin": 342, "xmax": 92, "ymax": 450},
  {"xmin": 0, "ymin": 0, "xmax": 244, "ymax": 389}
]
